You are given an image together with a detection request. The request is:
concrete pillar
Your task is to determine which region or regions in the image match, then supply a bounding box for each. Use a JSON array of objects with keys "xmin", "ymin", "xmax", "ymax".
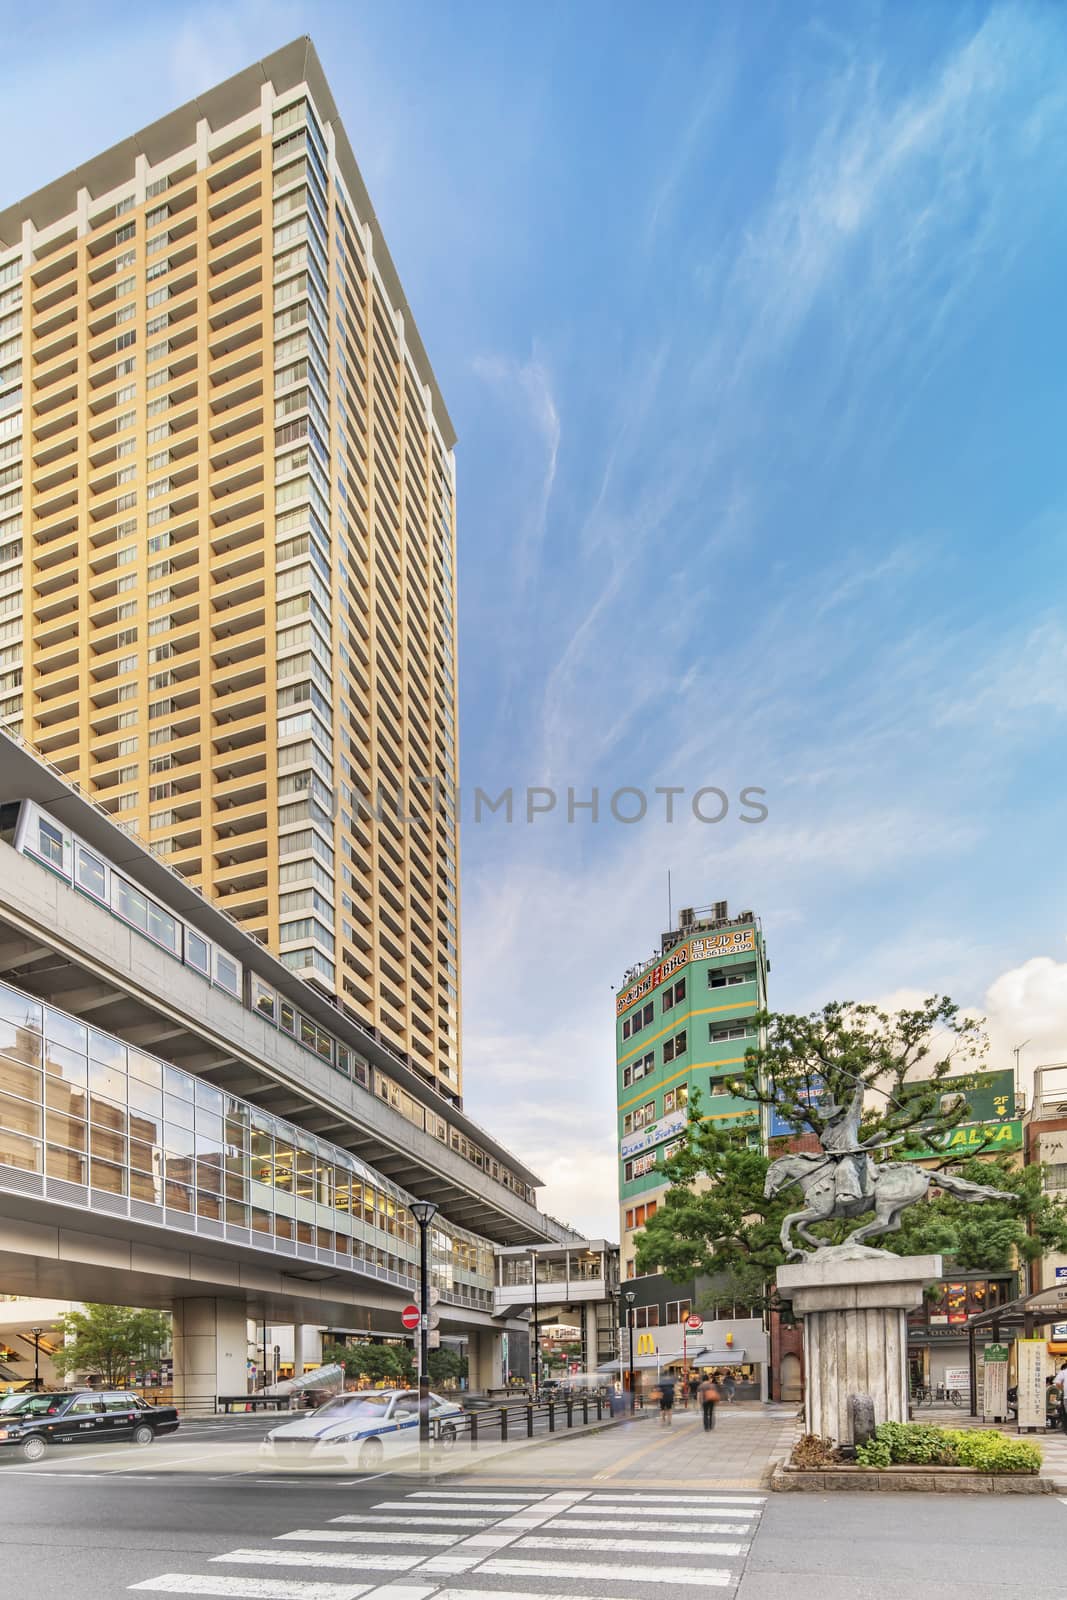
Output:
[
  {"xmin": 467, "ymin": 1328, "xmax": 506, "ymax": 1393},
  {"xmin": 293, "ymin": 1324, "xmax": 322, "ymax": 1376},
  {"xmin": 172, "ymin": 1297, "xmax": 248, "ymax": 1414},
  {"xmin": 777, "ymin": 1252, "xmax": 942, "ymax": 1444},
  {"xmin": 582, "ymin": 1303, "xmax": 600, "ymax": 1374}
]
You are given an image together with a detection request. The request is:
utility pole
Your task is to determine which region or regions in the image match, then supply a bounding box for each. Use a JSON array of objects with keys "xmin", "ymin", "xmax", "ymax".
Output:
[
  {"xmin": 408, "ymin": 1200, "xmax": 438, "ymax": 1470},
  {"xmin": 31, "ymin": 1326, "xmax": 42, "ymax": 1391},
  {"xmin": 624, "ymin": 1291, "xmax": 636, "ymax": 1412},
  {"xmin": 530, "ymin": 1249, "xmax": 540, "ymax": 1401}
]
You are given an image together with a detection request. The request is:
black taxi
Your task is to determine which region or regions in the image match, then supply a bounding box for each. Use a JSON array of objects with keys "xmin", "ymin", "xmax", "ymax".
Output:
[{"xmin": 0, "ymin": 1390, "xmax": 180, "ymax": 1462}]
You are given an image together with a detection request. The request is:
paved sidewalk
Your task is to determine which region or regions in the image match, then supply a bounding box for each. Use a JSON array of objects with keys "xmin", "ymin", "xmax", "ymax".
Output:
[{"xmin": 435, "ymin": 1401, "xmax": 799, "ymax": 1489}]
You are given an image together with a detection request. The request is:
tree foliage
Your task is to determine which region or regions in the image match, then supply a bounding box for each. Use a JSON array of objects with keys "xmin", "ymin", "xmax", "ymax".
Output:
[
  {"xmin": 427, "ymin": 1348, "xmax": 467, "ymax": 1386},
  {"xmin": 51, "ymin": 1303, "xmax": 172, "ymax": 1387},
  {"xmin": 323, "ymin": 1341, "xmax": 415, "ymax": 1384},
  {"xmin": 637, "ymin": 997, "xmax": 1067, "ymax": 1287}
]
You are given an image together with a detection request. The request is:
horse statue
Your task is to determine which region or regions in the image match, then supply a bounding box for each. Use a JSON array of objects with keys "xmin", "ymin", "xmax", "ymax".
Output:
[{"xmin": 764, "ymin": 1081, "xmax": 1015, "ymax": 1259}]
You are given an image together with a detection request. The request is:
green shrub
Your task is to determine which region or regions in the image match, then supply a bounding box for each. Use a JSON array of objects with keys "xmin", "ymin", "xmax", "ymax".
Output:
[
  {"xmin": 855, "ymin": 1422, "xmax": 1041, "ymax": 1474},
  {"xmin": 943, "ymin": 1429, "xmax": 1042, "ymax": 1474},
  {"xmin": 855, "ymin": 1438, "xmax": 891, "ymax": 1468}
]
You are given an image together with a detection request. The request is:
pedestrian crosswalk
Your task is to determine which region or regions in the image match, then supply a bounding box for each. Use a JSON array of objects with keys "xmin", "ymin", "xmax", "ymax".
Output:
[{"xmin": 129, "ymin": 1483, "xmax": 766, "ymax": 1598}]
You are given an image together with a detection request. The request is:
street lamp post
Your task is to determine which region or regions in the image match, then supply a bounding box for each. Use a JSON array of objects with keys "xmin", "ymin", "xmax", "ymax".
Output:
[
  {"xmin": 530, "ymin": 1249, "xmax": 540, "ymax": 1402},
  {"xmin": 408, "ymin": 1200, "xmax": 438, "ymax": 1463},
  {"xmin": 30, "ymin": 1326, "xmax": 43, "ymax": 1392},
  {"xmin": 624, "ymin": 1291, "xmax": 636, "ymax": 1412}
]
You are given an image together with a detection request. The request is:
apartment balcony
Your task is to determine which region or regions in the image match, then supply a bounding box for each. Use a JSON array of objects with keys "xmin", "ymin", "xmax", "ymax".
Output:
[
  {"xmin": 210, "ymin": 601, "xmax": 265, "ymax": 643},
  {"xmin": 212, "ymin": 798, "xmax": 268, "ymax": 836},
  {"xmin": 213, "ymin": 836, "xmax": 269, "ymax": 871},
  {"xmin": 33, "ymin": 696, "xmax": 80, "ymax": 732},
  {"xmin": 213, "ymin": 663, "xmax": 266, "ymax": 702},
  {"xmin": 213, "ymin": 772, "xmax": 267, "ymax": 810},
  {"xmin": 211, "ymin": 697, "xmax": 266, "ymax": 735},
  {"xmin": 33, "ymin": 588, "xmax": 78, "ymax": 627},
  {"xmin": 211, "ymin": 721, "xmax": 265, "ymax": 758}
]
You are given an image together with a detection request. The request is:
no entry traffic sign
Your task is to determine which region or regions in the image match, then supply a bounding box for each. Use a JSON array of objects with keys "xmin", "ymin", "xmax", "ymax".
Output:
[{"xmin": 401, "ymin": 1303, "xmax": 421, "ymax": 1331}]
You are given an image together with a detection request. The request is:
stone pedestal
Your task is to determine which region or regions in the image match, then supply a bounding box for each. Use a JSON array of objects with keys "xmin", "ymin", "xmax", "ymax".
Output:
[{"xmin": 776, "ymin": 1249, "xmax": 942, "ymax": 1444}]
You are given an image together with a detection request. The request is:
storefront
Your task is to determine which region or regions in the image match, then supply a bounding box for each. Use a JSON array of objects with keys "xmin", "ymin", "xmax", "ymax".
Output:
[{"xmin": 907, "ymin": 1274, "xmax": 1015, "ymax": 1395}]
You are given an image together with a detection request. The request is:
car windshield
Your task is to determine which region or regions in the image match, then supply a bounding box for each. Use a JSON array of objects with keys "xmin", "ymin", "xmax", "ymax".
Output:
[
  {"xmin": 311, "ymin": 1395, "xmax": 393, "ymax": 1419},
  {"xmin": 0, "ymin": 1393, "xmax": 35, "ymax": 1414},
  {"xmin": 11, "ymin": 1394, "xmax": 68, "ymax": 1417}
]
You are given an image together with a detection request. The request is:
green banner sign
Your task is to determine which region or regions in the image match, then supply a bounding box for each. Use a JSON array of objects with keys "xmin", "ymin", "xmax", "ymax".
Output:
[
  {"xmin": 984, "ymin": 1344, "xmax": 1010, "ymax": 1362},
  {"xmin": 900, "ymin": 1118, "xmax": 1022, "ymax": 1160}
]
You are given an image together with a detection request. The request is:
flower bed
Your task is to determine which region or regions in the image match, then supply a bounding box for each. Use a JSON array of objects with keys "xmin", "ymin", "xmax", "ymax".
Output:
[
  {"xmin": 772, "ymin": 1423, "xmax": 1049, "ymax": 1494},
  {"xmin": 855, "ymin": 1422, "xmax": 1041, "ymax": 1474}
]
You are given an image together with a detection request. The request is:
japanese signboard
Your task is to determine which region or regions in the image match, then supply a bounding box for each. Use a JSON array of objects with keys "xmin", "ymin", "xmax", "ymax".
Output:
[
  {"xmin": 1016, "ymin": 1338, "xmax": 1047, "ymax": 1430},
  {"xmin": 620, "ymin": 1108, "xmax": 688, "ymax": 1160},
  {"xmin": 983, "ymin": 1352, "xmax": 1008, "ymax": 1421},
  {"xmin": 616, "ymin": 929, "xmax": 756, "ymax": 1015},
  {"xmin": 896, "ymin": 1068, "xmax": 1020, "ymax": 1159}
]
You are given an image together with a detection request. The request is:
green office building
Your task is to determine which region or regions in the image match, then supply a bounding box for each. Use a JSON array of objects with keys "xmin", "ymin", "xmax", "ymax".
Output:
[{"xmin": 616, "ymin": 900, "xmax": 769, "ymax": 1279}]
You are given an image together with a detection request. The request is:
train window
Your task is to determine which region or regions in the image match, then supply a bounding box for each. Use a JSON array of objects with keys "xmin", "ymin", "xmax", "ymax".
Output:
[
  {"xmin": 352, "ymin": 1057, "xmax": 369, "ymax": 1088},
  {"xmin": 299, "ymin": 1015, "xmax": 316, "ymax": 1051},
  {"xmin": 147, "ymin": 899, "xmax": 180, "ymax": 955},
  {"xmin": 213, "ymin": 950, "xmax": 240, "ymax": 996},
  {"xmin": 335, "ymin": 1044, "xmax": 352, "ymax": 1077},
  {"xmin": 185, "ymin": 931, "xmax": 210, "ymax": 976},
  {"xmin": 75, "ymin": 847, "xmax": 107, "ymax": 901},
  {"xmin": 252, "ymin": 978, "xmax": 276, "ymax": 1021},
  {"xmin": 315, "ymin": 1030, "xmax": 332, "ymax": 1064},
  {"xmin": 36, "ymin": 817, "xmax": 66, "ymax": 871},
  {"xmin": 279, "ymin": 1000, "xmax": 297, "ymax": 1035},
  {"xmin": 112, "ymin": 875, "xmax": 149, "ymax": 933}
]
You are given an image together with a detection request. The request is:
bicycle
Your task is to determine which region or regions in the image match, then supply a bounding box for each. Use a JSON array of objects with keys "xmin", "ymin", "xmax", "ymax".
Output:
[
  {"xmin": 910, "ymin": 1384, "xmax": 934, "ymax": 1407},
  {"xmin": 945, "ymin": 1388, "xmax": 965, "ymax": 1408}
]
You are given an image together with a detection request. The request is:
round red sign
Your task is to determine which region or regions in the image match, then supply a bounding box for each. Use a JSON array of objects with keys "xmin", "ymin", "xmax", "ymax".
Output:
[
  {"xmin": 400, "ymin": 1304, "xmax": 421, "ymax": 1331},
  {"xmin": 686, "ymin": 1315, "xmax": 703, "ymax": 1331}
]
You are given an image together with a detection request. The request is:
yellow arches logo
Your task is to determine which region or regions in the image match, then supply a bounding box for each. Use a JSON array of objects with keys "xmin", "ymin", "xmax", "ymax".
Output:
[{"xmin": 636, "ymin": 1333, "xmax": 657, "ymax": 1356}]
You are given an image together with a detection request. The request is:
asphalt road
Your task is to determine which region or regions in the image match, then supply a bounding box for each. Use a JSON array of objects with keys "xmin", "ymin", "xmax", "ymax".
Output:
[{"xmin": 1, "ymin": 1464, "xmax": 1063, "ymax": 1600}]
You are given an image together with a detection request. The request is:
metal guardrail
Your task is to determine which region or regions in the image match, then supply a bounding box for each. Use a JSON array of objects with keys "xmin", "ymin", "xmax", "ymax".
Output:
[{"xmin": 430, "ymin": 1394, "xmax": 618, "ymax": 1447}]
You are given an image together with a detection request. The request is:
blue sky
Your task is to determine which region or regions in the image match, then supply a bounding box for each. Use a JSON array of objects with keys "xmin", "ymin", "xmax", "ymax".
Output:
[{"xmin": 6, "ymin": 1, "xmax": 1067, "ymax": 1235}]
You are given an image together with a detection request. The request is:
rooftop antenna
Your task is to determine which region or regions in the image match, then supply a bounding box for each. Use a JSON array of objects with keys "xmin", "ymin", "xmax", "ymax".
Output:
[{"xmin": 667, "ymin": 869, "xmax": 672, "ymax": 929}]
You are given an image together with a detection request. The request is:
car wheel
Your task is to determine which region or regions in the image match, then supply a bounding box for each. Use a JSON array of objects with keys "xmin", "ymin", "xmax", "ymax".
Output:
[
  {"xmin": 357, "ymin": 1436, "xmax": 384, "ymax": 1470},
  {"xmin": 132, "ymin": 1424, "xmax": 155, "ymax": 1447},
  {"xmin": 20, "ymin": 1434, "xmax": 47, "ymax": 1463},
  {"xmin": 440, "ymin": 1423, "xmax": 457, "ymax": 1451}
]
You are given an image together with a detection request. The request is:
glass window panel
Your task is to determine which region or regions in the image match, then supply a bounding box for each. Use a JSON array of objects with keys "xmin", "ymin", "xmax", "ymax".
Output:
[
  {"xmin": 196, "ymin": 1189, "xmax": 223, "ymax": 1220},
  {"xmin": 75, "ymin": 847, "xmax": 107, "ymax": 901},
  {"xmin": 296, "ymin": 1219, "xmax": 313, "ymax": 1245},
  {"xmin": 89, "ymin": 1094, "xmax": 126, "ymax": 1133},
  {"xmin": 129, "ymin": 1108, "xmax": 162, "ymax": 1145},
  {"xmin": 0, "ymin": 1129, "xmax": 40, "ymax": 1170},
  {"xmin": 274, "ymin": 1213, "xmax": 293, "ymax": 1239},
  {"xmin": 273, "ymin": 1140, "xmax": 294, "ymax": 1192},
  {"xmin": 315, "ymin": 1226, "xmax": 333, "ymax": 1249},
  {"xmin": 112, "ymin": 875, "xmax": 149, "ymax": 932},
  {"xmin": 185, "ymin": 931, "xmax": 210, "ymax": 975},
  {"xmin": 225, "ymin": 1117, "xmax": 248, "ymax": 1149},
  {"xmin": 45, "ymin": 1077, "xmax": 88, "ymax": 1118},
  {"xmin": 195, "ymin": 1110, "xmax": 223, "ymax": 1142},
  {"xmin": 0, "ymin": 1091, "xmax": 41, "ymax": 1138},
  {"xmin": 0, "ymin": 1056, "xmax": 41, "ymax": 1103},
  {"xmin": 129, "ymin": 1138, "xmax": 157, "ymax": 1174},
  {"xmin": 196, "ymin": 1156, "xmax": 223, "ymax": 1194},
  {"xmin": 224, "ymin": 1171, "xmax": 248, "ymax": 1201},
  {"xmin": 165, "ymin": 1180, "xmax": 192, "ymax": 1212},
  {"xmin": 46, "ymin": 1144, "xmax": 87, "ymax": 1182},
  {"xmin": 165, "ymin": 1124, "xmax": 195, "ymax": 1157},
  {"xmin": 90, "ymin": 1158, "xmax": 125, "ymax": 1194},
  {"xmin": 45, "ymin": 1010, "xmax": 87, "ymax": 1054},
  {"xmin": 194, "ymin": 1081, "xmax": 224, "ymax": 1115},
  {"xmin": 295, "ymin": 1147, "xmax": 315, "ymax": 1198},
  {"xmin": 90, "ymin": 1125, "xmax": 126, "ymax": 1164},
  {"xmin": 127, "ymin": 1079, "xmax": 163, "ymax": 1120},
  {"xmin": 164, "ymin": 1066, "xmax": 194, "ymax": 1102},
  {"xmin": 0, "ymin": 985, "xmax": 42, "ymax": 1034},
  {"xmin": 46, "ymin": 1111, "xmax": 86, "ymax": 1150},
  {"xmin": 147, "ymin": 899, "xmax": 180, "ymax": 954},
  {"xmin": 130, "ymin": 1168, "xmax": 162, "ymax": 1204},
  {"xmin": 44, "ymin": 1041, "xmax": 86, "ymax": 1083},
  {"xmin": 127, "ymin": 1050, "xmax": 162, "ymax": 1089},
  {"xmin": 165, "ymin": 1152, "xmax": 195, "ymax": 1185},
  {"xmin": 279, "ymin": 1001, "xmax": 297, "ymax": 1035},
  {"xmin": 89, "ymin": 1031, "xmax": 127, "ymax": 1070},
  {"xmin": 0, "ymin": 1028, "xmax": 42, "ymax": 1071},
  {"xmin": 251, "ymin": 1207, "xmax": 272, "ymax": 1235},
  {"xmin": 164, "ymin": 1093, "xmax": 195, "ymax": 1130},
  {"xmin": 214, "ymin": 951, "xmax": 240, "ymax": 994},
  {"xmin": 252, "ymin": 978, "xmax": 276, "ymax": 1020},
  {"xmin": 90, "ymin": 1061, "xmax": 127, "ymax": 1101},
  {"xmin": 225, "ymin": 1199, "xmax": 249, "ymax": 1226}
]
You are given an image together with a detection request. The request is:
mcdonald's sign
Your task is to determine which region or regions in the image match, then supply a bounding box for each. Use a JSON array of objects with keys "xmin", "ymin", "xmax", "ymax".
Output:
[{"xmin": 636, "ymin": 1333, "xmax": 657, "ymax": 1356}]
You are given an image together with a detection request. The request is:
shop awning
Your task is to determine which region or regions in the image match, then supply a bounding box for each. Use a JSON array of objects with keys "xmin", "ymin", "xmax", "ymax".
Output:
[
  {"xmin": 597, "ymin": 1357, "xmax": 665, "ymax": 1373},
  {"xmin": 684, "ymin": 1348, "xmax": 747, "ymax": 1364}
]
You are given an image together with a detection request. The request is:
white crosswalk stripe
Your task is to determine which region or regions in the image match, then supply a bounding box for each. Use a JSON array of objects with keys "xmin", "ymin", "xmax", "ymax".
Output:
[{"xmin": 128, "ymin": 1484, "xmax": 765, "ymax": 1598}]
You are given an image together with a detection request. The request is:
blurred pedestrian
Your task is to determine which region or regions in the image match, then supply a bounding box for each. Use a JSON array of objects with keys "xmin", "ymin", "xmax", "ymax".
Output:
[
  {"xmin": 698, "ymin": 1372, "xmax": 722, "ymax": 1431},
  {"xmin": 723, "ymin": 1371, "xmax": 736, "ymax": 1403},
  {"xmin": 657, "ymin": 1376, "xmax": 676, "ymax": 1426}
]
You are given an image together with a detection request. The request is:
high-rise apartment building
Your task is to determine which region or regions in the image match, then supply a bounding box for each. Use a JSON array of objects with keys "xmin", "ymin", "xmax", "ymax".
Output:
[
  {"xmin": 615, "ymin": 900, "xmax": 769, "ymax": 1278},
  {"xmin": 0, "ymin": 39, "xmax": 462, "ymax": 1100}
]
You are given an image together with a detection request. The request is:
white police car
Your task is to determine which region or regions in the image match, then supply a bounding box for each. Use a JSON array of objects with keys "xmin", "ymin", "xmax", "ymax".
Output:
[{"xmin": 261, "ymin": 1388, "xmax": 464, "ymax": 1469}]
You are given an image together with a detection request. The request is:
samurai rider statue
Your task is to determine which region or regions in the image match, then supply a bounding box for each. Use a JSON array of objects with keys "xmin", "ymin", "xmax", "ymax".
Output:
[{"xmin": 764, "ymin": 1079, "xmax": 1015, "ymax": 1260}]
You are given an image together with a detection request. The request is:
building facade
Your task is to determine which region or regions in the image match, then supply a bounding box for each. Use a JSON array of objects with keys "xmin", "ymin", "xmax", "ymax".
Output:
[
  {"xmin": 0, "ymin": 37, "xmax": 461, "ymax": 1103},
  {"xmin": 615, "ymin": 901, "xmax": 768, "ymax": 1279}
]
